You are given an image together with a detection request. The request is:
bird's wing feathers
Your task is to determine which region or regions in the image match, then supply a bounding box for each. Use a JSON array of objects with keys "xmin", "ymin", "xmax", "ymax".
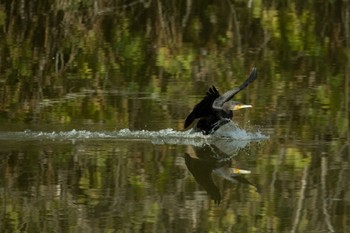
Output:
[
  {"xmin": 207, "ymin": 86, "xmax": 218, "ymax": 96},
  {"xmin": 184, "ymin": 68, "xmax": 257, "ymax": 128},
  {"xmin": 212, "ymin": 88, "xmax": 240, "ymax": 109},
  {"xmin": 213, "ymin": 68, "xmax": 257, "ymax": 109},
  {"xmin": 184, "ymin": 86, "xmax": 220, "ymax": 128}
]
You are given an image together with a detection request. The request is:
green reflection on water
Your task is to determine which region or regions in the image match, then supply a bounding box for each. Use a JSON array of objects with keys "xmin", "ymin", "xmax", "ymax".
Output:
[
  {"xmin": 0, "ymin": 137, "xmax": 349, "ymax": 232},
  {"xmin": 0, "ymin": 0, "xmax": 347, "ymax": 141},
  {"xmin": 0, "ymin": 0, "xmax": 350, "ymax": 232}
]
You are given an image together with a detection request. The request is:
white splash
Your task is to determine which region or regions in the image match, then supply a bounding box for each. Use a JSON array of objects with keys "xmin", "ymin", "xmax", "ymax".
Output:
[
  {"xmin": 212, "ymin": 122, "xmax": 268, "ymax": 140},
  {"xmin": 0, "ymin": 123, "xmax": 269, "ymax": 145}
]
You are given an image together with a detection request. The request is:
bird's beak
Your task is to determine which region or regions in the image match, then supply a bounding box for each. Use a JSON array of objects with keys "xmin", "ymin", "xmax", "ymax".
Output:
[{"xmin": 232, "ymin": 104, "xmax": 252, "ymax": 111}]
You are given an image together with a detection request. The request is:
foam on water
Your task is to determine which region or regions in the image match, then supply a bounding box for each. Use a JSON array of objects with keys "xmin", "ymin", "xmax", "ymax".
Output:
[
  {"xmin": 0, "ymin": 122, "xmax": 269, "ymax": 145},
  {"xmin": 212, "ymin": 122, "xmax": 268, "ymax": 140}
]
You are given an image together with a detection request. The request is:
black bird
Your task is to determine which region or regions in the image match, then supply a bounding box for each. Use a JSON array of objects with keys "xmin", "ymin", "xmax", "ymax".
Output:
[
  {"xmin": 184, "ymin": 153, "xmax": 221, "ymax": 203},
  {"xmin": 184, "ymin": 68, "xmax": 257, "ymax": 135},
  {"xmin": 184, "ymin": 152, "xmax": 259, "ymax": 204}
]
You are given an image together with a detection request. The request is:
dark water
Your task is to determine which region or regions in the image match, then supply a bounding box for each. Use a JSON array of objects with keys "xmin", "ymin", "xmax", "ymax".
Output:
[
  {"xmin": 1, "ymin": 104, "xmax": 349, "ymax": 233},
  {"xmin": 1, "ymin": 0, "xmax": 350, "ymax": 232},
  {"xmin": 0, "ymin": 125, "xmax": 268, "ymax": 233}
]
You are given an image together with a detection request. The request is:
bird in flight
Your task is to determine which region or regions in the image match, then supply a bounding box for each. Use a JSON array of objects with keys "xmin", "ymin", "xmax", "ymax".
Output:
[{"xmin": 184, "ymin": 68, "xmax": 257, "ymax": 135}]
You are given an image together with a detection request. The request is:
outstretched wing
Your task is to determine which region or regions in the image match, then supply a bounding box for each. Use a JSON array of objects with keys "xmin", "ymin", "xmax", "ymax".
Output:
[
  {"xmin": 213, "ymin": 68, "xmax": 257, "ymax": 109},
  {"xmin": 184, "ymin": 86, "xmax": 220, "ymax": 128}
]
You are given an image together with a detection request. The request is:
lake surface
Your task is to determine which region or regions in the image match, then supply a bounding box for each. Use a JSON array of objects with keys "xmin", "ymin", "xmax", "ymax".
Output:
[
  {"xmin": 1, "ymin": 1, "xmax": 350, "ymax": 232},
  {"xmin": 1, "ymin": 94, "xmax": 348, "ymax": 233}
]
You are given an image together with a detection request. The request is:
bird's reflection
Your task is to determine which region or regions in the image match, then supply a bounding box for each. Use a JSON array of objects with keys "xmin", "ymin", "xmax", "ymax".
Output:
[{"xmin": 184, "ymin": 141, "xmax": 259, "ymax": 204}]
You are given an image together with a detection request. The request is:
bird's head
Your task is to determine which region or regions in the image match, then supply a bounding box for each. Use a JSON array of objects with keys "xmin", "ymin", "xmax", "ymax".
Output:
[{"xmin": 223, "ymin": 101, "xmax": 252, "ymax": 112}]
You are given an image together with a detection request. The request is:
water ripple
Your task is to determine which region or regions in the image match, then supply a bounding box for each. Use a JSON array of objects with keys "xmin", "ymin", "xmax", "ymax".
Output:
[{"xmin": 0, "ymin": 123, "xmax": 269, "ymax": 145}]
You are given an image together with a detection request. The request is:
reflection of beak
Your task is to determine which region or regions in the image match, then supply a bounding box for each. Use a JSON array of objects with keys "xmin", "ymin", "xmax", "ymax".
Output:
[{"xmin": 232, "ymin": 104, "xmax": 252, "ymax": 111}]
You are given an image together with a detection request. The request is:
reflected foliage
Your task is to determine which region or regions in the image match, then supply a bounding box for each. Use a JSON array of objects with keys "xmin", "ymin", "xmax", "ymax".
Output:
[
  {"xmin": 0, "ymin": 0, "xmax": 348, "ymax": 141},
  {"xmin": 0, "ymin": 0, "xmax": 350, "ymax": 232},
  {"xmin": 0, "ymin": 139, "xmax": 349, "ymax": 232}
]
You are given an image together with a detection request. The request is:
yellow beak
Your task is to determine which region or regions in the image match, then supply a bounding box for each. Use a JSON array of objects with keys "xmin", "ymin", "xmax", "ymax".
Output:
[{"xmin": 232, "ymin": 104, "xmax": 252, "ymax": 111}]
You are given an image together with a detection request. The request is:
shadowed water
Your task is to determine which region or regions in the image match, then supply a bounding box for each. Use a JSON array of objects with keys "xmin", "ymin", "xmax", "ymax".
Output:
[
  {"xmin": 1, "ymin": 0, "xmax": 350, "ymax": 232},
  {"xmin": 0, "ymin": 127, "xmax": 267, "ymax": 232}
]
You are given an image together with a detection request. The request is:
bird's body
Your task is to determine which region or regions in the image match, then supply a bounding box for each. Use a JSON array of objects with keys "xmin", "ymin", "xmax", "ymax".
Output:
[{"xmin": 184, "ymin": 68, "xmax": 257, "ymax": 135}]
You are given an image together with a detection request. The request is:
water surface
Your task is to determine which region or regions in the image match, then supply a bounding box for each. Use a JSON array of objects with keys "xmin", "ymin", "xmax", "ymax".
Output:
[{"xmin": 1, "ymin": 0, "xmax": 350, "ymax": 232}]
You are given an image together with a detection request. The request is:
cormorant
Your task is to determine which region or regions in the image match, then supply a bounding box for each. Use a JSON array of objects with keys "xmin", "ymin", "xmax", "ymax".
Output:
[
  {"xmin": 184, "ymin": 152, "xmax": 259, "ymax": 204},
  {"xmin": 184, "ymin": 68, "xmax": 257, "ymax": 135}
]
